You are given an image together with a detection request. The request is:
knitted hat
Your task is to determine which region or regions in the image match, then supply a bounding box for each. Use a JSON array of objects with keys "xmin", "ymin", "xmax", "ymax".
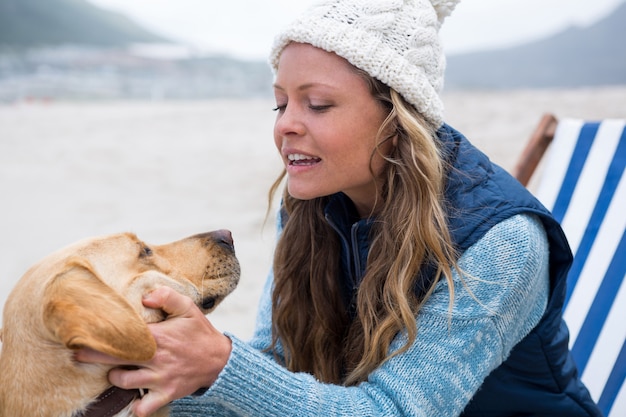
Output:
[{"xmin": 269, "ymin": 0, "xmax": 461, "ymax": 129}]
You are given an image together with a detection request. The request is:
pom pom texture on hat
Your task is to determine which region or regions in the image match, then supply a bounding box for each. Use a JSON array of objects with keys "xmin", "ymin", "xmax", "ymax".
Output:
[
  {"xmin": 269, "ymin": 0, "xmax": 461, "ymax": 129},
  {"xmin": 431, "ymin": 0, "xmax": 461, "ymax": 22}
]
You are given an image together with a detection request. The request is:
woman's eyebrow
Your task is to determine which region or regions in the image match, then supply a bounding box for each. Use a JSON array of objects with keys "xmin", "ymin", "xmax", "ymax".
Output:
[{"xmin": 273, "ymin": 82, "xmax": 337, "ymax": 92}]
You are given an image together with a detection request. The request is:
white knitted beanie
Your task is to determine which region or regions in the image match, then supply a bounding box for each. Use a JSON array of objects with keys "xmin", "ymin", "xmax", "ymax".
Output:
[{"xmin": 269, "ymin": 0, "xmax": 460, "ymax": 129}]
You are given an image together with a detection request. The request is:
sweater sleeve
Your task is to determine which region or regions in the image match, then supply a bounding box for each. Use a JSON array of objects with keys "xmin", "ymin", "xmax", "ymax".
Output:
[{"xmin": 170, "ymin": 213, "xmax": 550, "ymax": 417}]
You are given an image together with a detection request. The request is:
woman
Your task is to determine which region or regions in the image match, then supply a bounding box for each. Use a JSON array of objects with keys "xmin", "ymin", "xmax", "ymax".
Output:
[{"xmin": 78, "ymin": 1, "xmax": 601, "ymax": 416}]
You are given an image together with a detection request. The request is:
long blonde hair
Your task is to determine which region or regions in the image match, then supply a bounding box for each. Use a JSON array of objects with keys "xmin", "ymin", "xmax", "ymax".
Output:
[{"xmin": 268, "ymin": 71, "xmax": 457, "ymax": 386}]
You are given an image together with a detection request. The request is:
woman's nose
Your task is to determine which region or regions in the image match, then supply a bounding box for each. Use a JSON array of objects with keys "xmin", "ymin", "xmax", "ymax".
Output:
[{"xmin": 274, "ymin": 105, "xmax": 305, "ymax": 137}]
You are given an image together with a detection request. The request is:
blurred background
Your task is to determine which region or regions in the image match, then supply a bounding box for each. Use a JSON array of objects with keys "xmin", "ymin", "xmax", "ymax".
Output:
[
  {"xmin": 1, "ymin": 0, "xmax": 625, "ymax": 337},
  {"xmin": 1, "ymin": 0, "xmax": 625, "ymax": 100}
]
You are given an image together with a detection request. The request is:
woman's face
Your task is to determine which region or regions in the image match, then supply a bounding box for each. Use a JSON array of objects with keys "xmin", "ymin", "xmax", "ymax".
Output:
[{"xmin": 273, "ymin": 42, "xmax": 391, "ymax": 217}]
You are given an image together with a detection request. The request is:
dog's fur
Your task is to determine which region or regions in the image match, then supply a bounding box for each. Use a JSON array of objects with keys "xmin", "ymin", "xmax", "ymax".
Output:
[{"xmin": 0, "ymin": 230, "xmax": 240, "ymax": 417}]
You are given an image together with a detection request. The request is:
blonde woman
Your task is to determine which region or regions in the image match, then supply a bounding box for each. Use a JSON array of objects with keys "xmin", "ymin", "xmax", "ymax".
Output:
[{"xmin": 78, "ymin": 1, "xmax": 601, "ymax": 416}]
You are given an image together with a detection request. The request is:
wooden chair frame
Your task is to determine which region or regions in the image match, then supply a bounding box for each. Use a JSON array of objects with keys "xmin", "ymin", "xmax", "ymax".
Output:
[{"xmin": 513, "ymin": 113, "xmax": 558, "ymax": 186}]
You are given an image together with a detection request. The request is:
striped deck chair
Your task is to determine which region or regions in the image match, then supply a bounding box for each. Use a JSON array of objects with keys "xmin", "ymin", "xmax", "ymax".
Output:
[{"xmin": 514, "ymin": 114, "xmax": 626, "ymax": 417}]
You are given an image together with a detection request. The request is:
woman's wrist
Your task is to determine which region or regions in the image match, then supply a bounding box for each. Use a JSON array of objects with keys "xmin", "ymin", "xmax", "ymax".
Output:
[{"xmin": 197, "ymin": 330, "xmax": 232, "ymax": 393}]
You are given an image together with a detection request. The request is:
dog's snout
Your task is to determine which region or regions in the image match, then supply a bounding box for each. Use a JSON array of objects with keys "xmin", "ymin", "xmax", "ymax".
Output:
[
  {"xmin": 194, "ymin": 230, "xmax": 235, "ymax": 251},
  {"xmin": 207, "ymin": 229, "xmax": 235, "ymax": 252}
]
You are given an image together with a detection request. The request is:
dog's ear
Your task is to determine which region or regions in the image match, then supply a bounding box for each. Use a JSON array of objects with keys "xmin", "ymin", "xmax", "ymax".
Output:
[{"xmin": 42, "ymin": 259, "xmax": 156, "ymax": 361}]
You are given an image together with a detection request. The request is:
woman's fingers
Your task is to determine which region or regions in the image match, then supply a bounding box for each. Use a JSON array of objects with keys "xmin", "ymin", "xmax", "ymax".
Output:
[
  {"xmin": 108, "ymin": 365, "xmax": 155, "ymax": 390},
  {"xmin": 75, "ymin": 286, "xmax": 230, "ymax": 417},
  {"xmin": 74, "ymin": 347, "xmax": 130, "ymax": 365},
  {"xmin": 142, "ymin": 285, "xmax": 196, "ymax": 318},
  {"xmin": 132, "ymin": 389, "xmax": 172, "ymax": 417}
]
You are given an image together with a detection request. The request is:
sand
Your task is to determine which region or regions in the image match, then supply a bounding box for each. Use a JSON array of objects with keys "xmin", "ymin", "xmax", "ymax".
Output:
[{"xmin": 1, "ymin": 87, "xmax": 625, "ymax": 339}]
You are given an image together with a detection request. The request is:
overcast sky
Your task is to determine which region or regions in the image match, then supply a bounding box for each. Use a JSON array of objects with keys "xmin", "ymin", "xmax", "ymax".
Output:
[{"xmin": 88, "ymin": 0, "xmax": 624, "ymax": 60}]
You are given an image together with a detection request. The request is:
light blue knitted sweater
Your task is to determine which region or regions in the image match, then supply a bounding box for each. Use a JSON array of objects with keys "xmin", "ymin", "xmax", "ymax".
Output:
[{"xmin": 171, "ymin": 213, "xmax": 549, "ymax": 416}]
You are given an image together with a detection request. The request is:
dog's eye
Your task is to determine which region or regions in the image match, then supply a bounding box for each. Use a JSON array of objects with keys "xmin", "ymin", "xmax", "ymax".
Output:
[{"xmin": 140, "ymin": 246, "xmax": 153, "ymax": 257}]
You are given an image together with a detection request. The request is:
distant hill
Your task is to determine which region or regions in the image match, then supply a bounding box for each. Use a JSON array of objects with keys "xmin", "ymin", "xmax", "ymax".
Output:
[
  {"xmin": 1, "ymin": 0, "xmax": 624, "ymax": 101},
  {"xmin": 446, "ymin": 1, "xmax": 626, "ymax": 89},
  {"xmin": 0, "ymin": 0, "xmax": 166, "ymax": 48}
]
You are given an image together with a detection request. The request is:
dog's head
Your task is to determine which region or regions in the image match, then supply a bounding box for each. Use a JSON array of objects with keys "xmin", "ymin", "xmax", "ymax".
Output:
[{"xmin": 3, "ymin": 230, "xmax": 240, "ymax": 363}]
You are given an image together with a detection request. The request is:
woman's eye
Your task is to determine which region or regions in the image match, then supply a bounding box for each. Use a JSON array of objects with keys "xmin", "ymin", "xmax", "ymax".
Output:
[
  {"xmin": 272, "ymin": 104, "xmax": 286, "ymax": 112},
  {"xmin": 309, "ymin": 104, "xmax": 332, "ymax": 112},
  {"xmin": 272, "ymin": 103, "xmax": 331, "ymax": 113}
]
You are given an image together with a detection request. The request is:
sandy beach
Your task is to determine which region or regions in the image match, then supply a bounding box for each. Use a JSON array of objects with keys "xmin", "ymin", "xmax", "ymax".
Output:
[{"xmin": 1, "ymin": 87, "xmax": 625, "ymax": 339}]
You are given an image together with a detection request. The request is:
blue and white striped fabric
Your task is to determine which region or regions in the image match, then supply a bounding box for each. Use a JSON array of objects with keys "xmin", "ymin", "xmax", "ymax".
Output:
[{"xmin": 535, "ymin": 118, "xmax": 626, "ymax": 417}]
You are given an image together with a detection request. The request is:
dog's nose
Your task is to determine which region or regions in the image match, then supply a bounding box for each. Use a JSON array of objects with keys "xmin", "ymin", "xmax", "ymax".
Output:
[{"xmin": 211, "ymin": 229, "xmax": 235, "ymax": 251}]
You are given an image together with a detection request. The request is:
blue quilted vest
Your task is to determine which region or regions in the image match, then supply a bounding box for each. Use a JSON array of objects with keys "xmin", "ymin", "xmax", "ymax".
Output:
[{"xmin": 324, "ymin": 124, "xmax": 601, "ymax": 416}]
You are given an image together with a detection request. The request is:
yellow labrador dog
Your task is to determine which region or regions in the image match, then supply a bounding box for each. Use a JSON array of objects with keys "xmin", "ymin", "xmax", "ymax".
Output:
[{"xmin": 0, "ymin": 230, "xmax": 240, "ymax": 417}]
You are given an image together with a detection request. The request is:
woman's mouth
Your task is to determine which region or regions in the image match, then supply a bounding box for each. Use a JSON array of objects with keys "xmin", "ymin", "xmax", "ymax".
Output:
[{"xmin": 287, "ymin": 153, "xmax": 321, "ymax": 166}]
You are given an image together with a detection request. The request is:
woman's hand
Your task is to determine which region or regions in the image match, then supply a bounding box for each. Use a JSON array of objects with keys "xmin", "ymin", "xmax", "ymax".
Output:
[{"xmin": 75, "ymin": 286, "xmax": 232, "ymax": 417}]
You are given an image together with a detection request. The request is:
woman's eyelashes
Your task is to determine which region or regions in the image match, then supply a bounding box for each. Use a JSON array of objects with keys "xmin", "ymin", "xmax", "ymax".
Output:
[
  {"xmin": 272, "ymin": 104, "xmax": 286, "ymax": 112},
  {"xmin": 309, "ymin": 104, "xmax": 332, "ymax": 112},
  {"xmin": 271, "ymin": 103, "xmax": 333, "ymax": 113}
]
